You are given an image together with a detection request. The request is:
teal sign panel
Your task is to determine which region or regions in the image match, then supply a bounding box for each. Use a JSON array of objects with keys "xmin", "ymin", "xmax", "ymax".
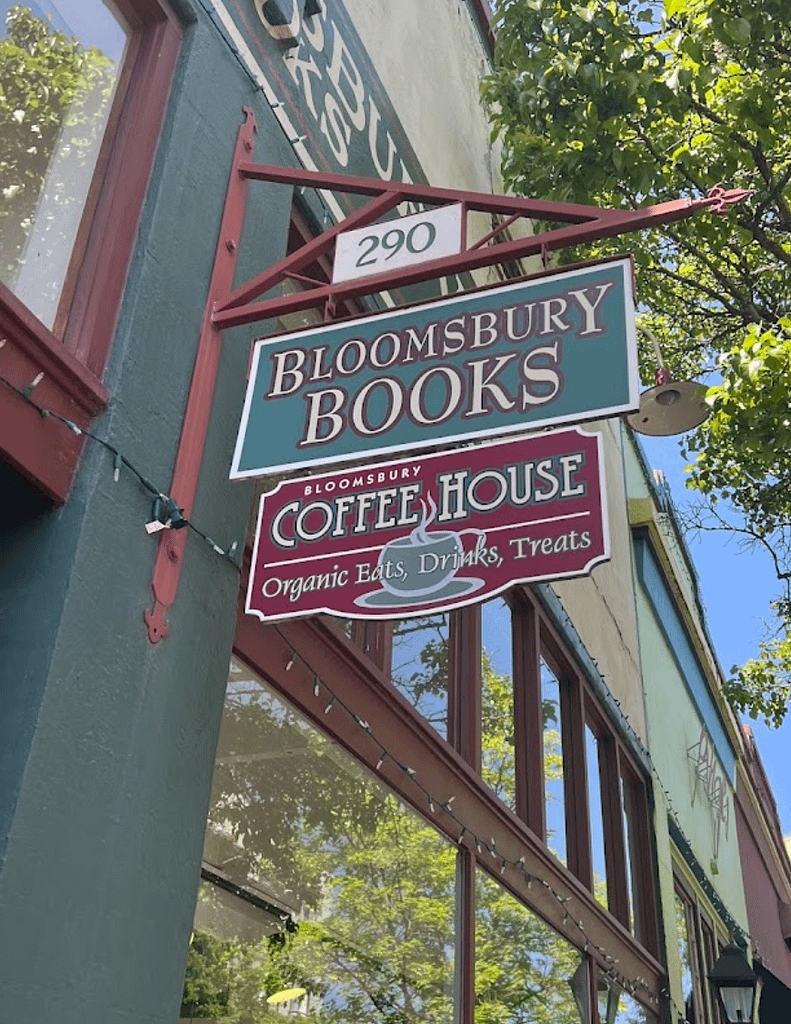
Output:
[{"xmin": 230, "ymin": 257, "xmax": 639, "ymax": 478}]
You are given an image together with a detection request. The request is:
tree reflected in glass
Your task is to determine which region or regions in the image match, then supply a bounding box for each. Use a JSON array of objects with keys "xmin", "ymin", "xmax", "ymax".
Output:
[
  {"xmin": 475, "ymin": 868, "xmax": 584, "ymax": 1024},
  {"xmin": 182, "ymin": 658, "xmax": 455, "ymax": 1024}
]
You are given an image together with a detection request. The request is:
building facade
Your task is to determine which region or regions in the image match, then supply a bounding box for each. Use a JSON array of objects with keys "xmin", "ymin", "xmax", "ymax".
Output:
[{"xmin": 0, "ymin": 2, "xmax": 784, "ymax": 1024}]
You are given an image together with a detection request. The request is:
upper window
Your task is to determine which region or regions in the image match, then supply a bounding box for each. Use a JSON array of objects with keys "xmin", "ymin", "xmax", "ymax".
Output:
[
  {"xmin": 0, "ymin": 2, "xmax": 128, "ymax": 330},
  {"xmin": 674, "ymin": 876, "xmax": 727, "ymax": 1024},
  {"xmin": 340, "ymin": 589, "xmax": 659, "ymax": 956},
  {"xmin": 0, "ymin": 0, "xmax": 179, "ymax": 501}
]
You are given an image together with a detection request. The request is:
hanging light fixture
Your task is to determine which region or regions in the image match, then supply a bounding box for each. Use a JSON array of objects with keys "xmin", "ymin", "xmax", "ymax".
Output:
[
  {"xmin": 626, "ymin": 326, "xmax": 711, "ymax": 436},
  {"xmin": 708, "ymin": 945, "xmax": 762, "ymax": 1024}
]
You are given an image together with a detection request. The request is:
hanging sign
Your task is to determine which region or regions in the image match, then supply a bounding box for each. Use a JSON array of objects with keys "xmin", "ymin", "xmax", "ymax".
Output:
[
  {"xmin": 332, "ymin": 205, "xmax": 463, "ymax": 283},
  {"xmin": 230, "ymin": 257, "xmax": 638, "ymax": 479},
  {"xmin": 245, "ymin": 428, "xmax": 608, "ymax": 622}
]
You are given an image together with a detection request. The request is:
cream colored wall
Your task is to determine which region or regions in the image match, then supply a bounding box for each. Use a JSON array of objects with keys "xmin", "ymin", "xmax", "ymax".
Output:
[
  {"xmin": 552, "ymin": 419, "xmax": 647, "ymax": 738},
  {"xmin": 343, "ymin": 0, "xmax": 499, "ymax": 192},
  {"xmin": 342, "ymin": 0, "xmax": 528, "ymax": 288}
]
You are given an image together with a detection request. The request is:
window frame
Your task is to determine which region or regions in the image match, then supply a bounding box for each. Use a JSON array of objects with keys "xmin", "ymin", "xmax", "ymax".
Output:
[
  {"xmin": 233, "ymin": 583, "xmax": 666, "ymax": 1022},
  {"xmin": 674, "ymin": 871, "xmax": 730, "ymax": 1024},
  {"xmin": 0, "ymin": 0, "xmax": 181, "ymax": 502}
]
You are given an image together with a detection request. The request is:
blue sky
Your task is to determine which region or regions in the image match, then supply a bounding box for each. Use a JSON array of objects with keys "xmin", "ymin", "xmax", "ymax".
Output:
[
  {"xmin": 1, "ymin": 0, "xmax": 126, "ymax": 59},
  {"xmin": 640, "ymin": 433, "xmax": 791, "ymax": 838}
]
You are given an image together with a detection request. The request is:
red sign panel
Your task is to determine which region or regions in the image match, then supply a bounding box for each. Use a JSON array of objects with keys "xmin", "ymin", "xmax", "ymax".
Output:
[{"xmin": 246, "ymin": 428, "xmax": 609, "ymax": 622}]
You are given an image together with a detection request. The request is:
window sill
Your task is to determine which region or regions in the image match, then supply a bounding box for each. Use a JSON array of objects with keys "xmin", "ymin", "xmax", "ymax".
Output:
[{"xmin": 0, "ymin": 283, "xmax": 109, "ymax": 503}]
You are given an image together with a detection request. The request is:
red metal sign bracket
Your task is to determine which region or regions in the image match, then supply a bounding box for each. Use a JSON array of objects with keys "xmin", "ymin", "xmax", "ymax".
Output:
[{"xmin": 144, "ymin": 108, "xmax": 749, "ymax": 641}]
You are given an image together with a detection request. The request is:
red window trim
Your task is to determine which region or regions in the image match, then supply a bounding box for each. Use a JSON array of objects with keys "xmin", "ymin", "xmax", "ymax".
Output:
[{"xmin": 0, "ymin": 0, "xmax": 181, "ymax": 503}]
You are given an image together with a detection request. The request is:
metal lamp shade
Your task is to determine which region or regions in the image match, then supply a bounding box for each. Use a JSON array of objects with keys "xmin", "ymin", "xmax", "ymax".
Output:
[{"xmin": 709, "ymin": 945, "xmax": 762, "ymax": 1024}]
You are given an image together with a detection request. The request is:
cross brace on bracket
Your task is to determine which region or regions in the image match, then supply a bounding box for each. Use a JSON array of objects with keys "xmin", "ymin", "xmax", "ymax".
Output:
[{"xmin": 144, "ymin": 106, "xmax": 750, "ymax": 641}]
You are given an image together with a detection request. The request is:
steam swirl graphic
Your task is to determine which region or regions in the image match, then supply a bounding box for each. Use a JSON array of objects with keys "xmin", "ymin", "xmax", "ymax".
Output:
[{"xmin": 410, "ymin": 493, "xmax": 438, "ymax": 545}]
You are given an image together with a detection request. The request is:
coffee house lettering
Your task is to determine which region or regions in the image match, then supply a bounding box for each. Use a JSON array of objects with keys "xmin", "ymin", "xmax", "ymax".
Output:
[{"xmin": 268, "ymin": 451, "xmax": 588, "ymax": 549}]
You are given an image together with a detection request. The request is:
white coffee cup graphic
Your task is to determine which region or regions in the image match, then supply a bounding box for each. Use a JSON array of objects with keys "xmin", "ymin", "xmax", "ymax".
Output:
[{"xmin": 376, "ymin": 496, "xmax": 486, "ymax": 599}]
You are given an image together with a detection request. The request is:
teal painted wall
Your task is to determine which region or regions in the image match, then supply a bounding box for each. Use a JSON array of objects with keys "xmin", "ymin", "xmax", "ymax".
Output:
[
  {"xmin": 0, "ymin": 463, "xmax": 76, "ymax": 865},
  {"xmin": 0, "ymin": 4, "xmax": 294, "ymax": 1020},
  {"xmin": 0, "ymin": 1, "xmax": 508, "ymax": 1020}
]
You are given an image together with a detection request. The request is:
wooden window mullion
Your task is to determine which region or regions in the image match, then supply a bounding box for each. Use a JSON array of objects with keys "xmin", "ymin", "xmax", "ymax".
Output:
[
  {"xmin": 601, "ymin": 739, "xmax": 630, "ymax": 928},
  {"xmin": 455, "ymin": 847, "xmax": 476, "ymax": 1024},
  {"xmin": 448, "ymin": 605, "xmax": 481, "ymax": 772},
  {"xmin": 512, "ymin": 595, "xmax": 544, "ymax": 837},
  {"xmin": 562, "ymin": 670, "xmax": 592, "ymax": 887}
]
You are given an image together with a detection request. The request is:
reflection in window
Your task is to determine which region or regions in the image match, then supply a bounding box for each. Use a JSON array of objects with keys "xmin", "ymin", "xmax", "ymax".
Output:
[
  {"xmin": 597, "ymin": 970, "xmax": 658, "ymax": 1024},
  {"xmin": 475, "ymin": 868, "xmax": 584, "ymax": 1024},
  {"xmin": 482, "ymin": 597, "xmax": 515, "ymax": 811},
  {"xmin": 675, "ymin": 889, "xmax": 699, "ymax": 1024},
  {"xmin": 620, "ymin": 769, "xmax": 643, "ymax": 941},
  {"xmin": 541, "ymin": 658, "xmax": 566, "ymax": 863},
  {"xmin": 184, "ymin": 656, "xmax": 456, "ymax": 1024},
  {"xmin": 391, "ymin": 614, "xmax": 449, "ymax": 738},
  {"xmin": 0, "ymin": 1, "xmax": 128, "ymax": 328},
  {"xmin": 585, "ymin": 725, "xmax": 609, "ymax": 910}
]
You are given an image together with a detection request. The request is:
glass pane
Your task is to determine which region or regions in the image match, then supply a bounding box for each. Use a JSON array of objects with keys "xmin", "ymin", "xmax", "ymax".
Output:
[
  {"xmin": 620, "ymin": 770, "xmax": 643, "ymax": 941},
  {"xmin": 585, "ymin": 725, "xmax": 609, "ymax": 910},
  {"xmin": 390, "ymin": 614, "xmax": 449, "ymax": 738},
  {"xmin": 475, "ymin": 867, "xmax": 584, "ymax": 1024},
  {"xmin": 482, "ymin": 596, "xmax": 515, "ymax": 811},
  {"xmin": 541, "ymin": 658, "xmax": 566, "ymax": 863},
  {"xmin": 720, "ymin": 987, "xmax": 753, "ymax": 1022},
  {"xmin": 597, "ymin": 971, "xmax": 658, "ymax": 1024},
  {"xmin": 0, "ymin": 1, "xmax": 129, "ymax": 328},
  {"xmin": 187, "ymin": 656, "xmax": 456, "ymax": 1024},
  {"xmin": 675, "ymin": 890, "xmax": 699, "ymax": 1023}
]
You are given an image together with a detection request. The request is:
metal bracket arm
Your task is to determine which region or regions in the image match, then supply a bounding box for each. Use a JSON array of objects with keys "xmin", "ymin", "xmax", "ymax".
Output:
[
  {"xmin": 213, "ymin": 163, "xmax": 750, "ymax": 329},
  {"xmin": 144, "ymin": 107, "xmax": 750, "ymax": 641}
]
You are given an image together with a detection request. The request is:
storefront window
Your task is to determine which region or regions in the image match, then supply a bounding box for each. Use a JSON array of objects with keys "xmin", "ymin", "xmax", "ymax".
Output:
[
  {"xmin": 390, "ymin": 614, "xmax": 450, "ymax": 737},
  {"xmin": 597, "ymin": 971, "xmax": 658, "ymax": 1024},
  {"xmin": 185, "ymin": 656, "xmax": 456, "ymax": 1024},
  {"xmin": 475, "ymin": 867, "xmax": 584, "ymax": 1024},
  {"xmin": 675, "ymin": 886, "xmax": 704, "ymax": 1023},
  {"xmin": 585, "ymin": 724, "xmax": 609, "ymax": 911},
  {"xmin": 0, "ymin": 1, "xmax": 128, "ymax": 329},
  {"xmin": 482, "ymin": 596, "xmax": 516, "ymax": 811},
  {"xmin": 541, "ymin": 657, "xmax": 567, "ymax": 864},
  {"xmin": 673, "ymin": 878, "xmax": 727, "ymax": 1024},
  {"xmin": 620, "ymin": 767, "xmax": 645, "ymax": 943}
]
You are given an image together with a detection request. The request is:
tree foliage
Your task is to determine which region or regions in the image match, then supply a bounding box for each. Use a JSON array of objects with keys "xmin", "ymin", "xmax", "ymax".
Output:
[
  {"xmin": 684, "ymin": 321, "xmax": 791, "ymax": 726},
  {"xmin": 482, "ymin": 0, "xmax": 791, "ymax": 725},
  {"xmin": 0, "ymin": 5, "xmax": 116, "ymax": 308}
]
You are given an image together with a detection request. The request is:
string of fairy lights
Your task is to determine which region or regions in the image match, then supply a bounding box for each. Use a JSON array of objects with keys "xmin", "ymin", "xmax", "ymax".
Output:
[
  {"xmin": 270, "ymin": 621, "xmax": 762, "ymax": 1024},
  {"xmin": 0, "ymin": 365, "xmax": 243, "ymax": 570},
  {"xmin": 4, "ymin": 362, "xmax": 756, "ymax": 1023}
]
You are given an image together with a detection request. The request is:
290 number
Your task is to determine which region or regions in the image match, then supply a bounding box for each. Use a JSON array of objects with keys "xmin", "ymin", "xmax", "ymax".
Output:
[{"xmin": 355, "ymin": 220, "xmax": 438, "ymax": 269}]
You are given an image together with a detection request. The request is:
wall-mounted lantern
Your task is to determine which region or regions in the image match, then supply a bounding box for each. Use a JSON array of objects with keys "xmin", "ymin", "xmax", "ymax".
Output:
[{"xmin": 708, "ymin": 945, "xmax": 762, "ymax": 1024}]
